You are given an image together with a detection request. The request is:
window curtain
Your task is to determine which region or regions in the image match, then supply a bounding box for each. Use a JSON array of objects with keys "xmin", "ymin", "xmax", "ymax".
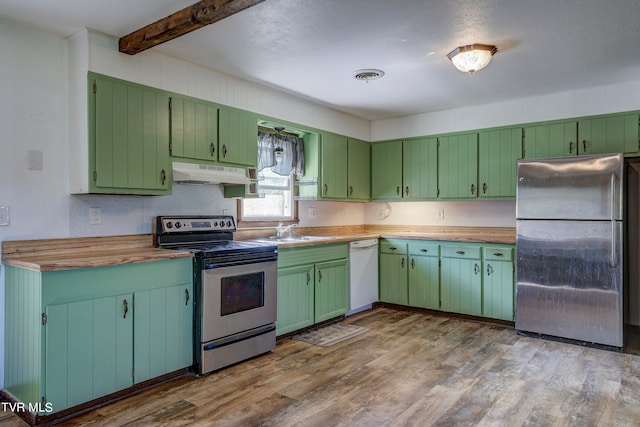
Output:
[{"xmin": 257, "ymin": 131, "xmax": 305, "ymax": 177}]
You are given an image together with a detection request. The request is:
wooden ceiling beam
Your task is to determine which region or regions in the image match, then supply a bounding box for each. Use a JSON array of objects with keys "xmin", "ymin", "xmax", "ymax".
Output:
[{"xmin": 119, "ymin": 0, "xmax": 265, "ymax": 55}]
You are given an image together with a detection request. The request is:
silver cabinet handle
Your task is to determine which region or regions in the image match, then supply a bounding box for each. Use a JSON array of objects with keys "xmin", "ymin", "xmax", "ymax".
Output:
[
  {"xmin": 306, "ymin": 271, "xmax": 311, "ymax": 285},
  {"xmin": 483, "ymin": 183, "xmax": 487, "ymax": 194},
  {"xmin": 569, "ymin": 141, "xmax": 575, "ymax": 154},
  {"xmin": 611, "ymin": 173, "xmax": 617, "ymax": 268},
  {"xmin": 583, "ymin": 139, "xmax": 588, "ymax": 152},
  {"xmin": 324, "ymin": 183, "xmax": 328, "ymax": 195},
  {"xmin": 420, "ymin": 249, "xmax": 428, "ymax": 253},
  {"xmin": 123, "ymin": 299, "xmax": 129, "ymax": 319},
  {"xmin": 401, "ymin": 257, "xmax": 405, "ymax": 268},
  {"xmin": 456, "ymin": 250, "xmax": 465, "ymax": 255},
  {"xmin": 185, "ymin": 288, "xmax": 190, "ymax": 306},
  {"xmin": 349, "ymin": 185, "xmax": 353, "ymax": 196},
  {"xmin": 396, "ymin": 186, "xmax": 401, "ymax": 196},
  {"xmin": 210, "ymin": 143, "xmax": 215, "ymax": 156},
  {"xmin": 493, "ymin": 252, "xmax": 504, "ymax": 257},
  {"xmin": 411, "ymin": 258, "xmax": 415, "ymax": 269},
  {"xmin": 389, "ymin": 247, "xmax": 397, "ymax": 252},
  {"xmin": 318, "ymin": 270, "xmax": 323, "ymax": 282},
  {"xmin": 474, "ymin": 264, "xmax": 480, "ymax": 275},
  {"xmin": 486, "ymin": 264, "xmax": 493, "ymax": 276},
  {"xmin": 405, "ymin": 186, "xmax": 409, "ymax": 196},
  {"xmin": 471, "ymin": 184, "xmax": 476, "ymax": 195},
  {"xmin": 222, "ymin": 144, "xmax": 228, "ymax": 158}
]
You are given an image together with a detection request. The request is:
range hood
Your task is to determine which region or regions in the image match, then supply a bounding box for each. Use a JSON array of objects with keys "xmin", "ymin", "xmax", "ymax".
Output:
[{"xmin": 172, "ymin": 161, "xmax": 251, "ymax": 185}]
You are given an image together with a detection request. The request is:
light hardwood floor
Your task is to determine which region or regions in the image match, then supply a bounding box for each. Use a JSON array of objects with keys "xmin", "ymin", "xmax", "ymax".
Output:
[{"xmin": 3, "ymin": 308, "xmax": 640, "ymax": 426}]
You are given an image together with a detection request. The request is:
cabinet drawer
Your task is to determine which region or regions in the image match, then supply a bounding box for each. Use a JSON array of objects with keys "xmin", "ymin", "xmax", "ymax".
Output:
[
  {"xmin": 408, "ymin": 242, "xmax": 439, "ymax": 257},
  {"xmin": 441, "ymin": 245, "xmax": 481, "ymax": 259},
  {"xmin": 483, "ymin": 247, "xmax": 514, "ymax": 262},
  {"xmin": 380, "ymin": 241, "xmax": 407, "ymax": 255}
]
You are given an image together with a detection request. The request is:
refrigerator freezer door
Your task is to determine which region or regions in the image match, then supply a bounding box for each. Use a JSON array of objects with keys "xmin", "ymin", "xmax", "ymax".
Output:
[
  {"xmin": 515, "ymin": 219, "xmax": 623, "ymax": 347},
  {"xmin": 516, "ymin": 153, "xmax": 623, "ymax": 221}
]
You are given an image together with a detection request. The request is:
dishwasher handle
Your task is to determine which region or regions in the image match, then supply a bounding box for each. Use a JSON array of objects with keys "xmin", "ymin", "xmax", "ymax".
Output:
[{"xmin": 350, "ymin": 239, "xmax": 378, "ymax": 251}]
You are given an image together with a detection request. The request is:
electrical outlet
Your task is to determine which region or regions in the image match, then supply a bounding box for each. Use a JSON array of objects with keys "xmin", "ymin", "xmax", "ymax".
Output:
[
  {"xmin": 89, "ymin": 207, "xmax": 102, "ymax": 225},
  {"xmin": 436, "ymin": 209, "xmax": 445, "ymax": 220},
  {"xmin": 308, "ymin": 207, "xmax": 317, "ymax": 219},
  {"xmin": 0, "ymin": 206, "xmax": 9, "ymax": 226}
]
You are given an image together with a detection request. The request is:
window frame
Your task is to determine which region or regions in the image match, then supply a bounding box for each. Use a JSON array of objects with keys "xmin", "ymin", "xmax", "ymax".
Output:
[{"xmin": 237, "ymin": 168, "xmax": 299, "ymax": 227}]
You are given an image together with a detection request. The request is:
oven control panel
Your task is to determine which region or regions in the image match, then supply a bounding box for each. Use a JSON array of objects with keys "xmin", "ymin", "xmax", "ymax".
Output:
[{"xmin": 156, "ymin": 216, "xmax": 236, "ymax": 233}]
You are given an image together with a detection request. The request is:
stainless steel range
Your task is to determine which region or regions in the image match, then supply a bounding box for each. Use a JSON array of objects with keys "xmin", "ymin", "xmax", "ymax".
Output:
[{"xmin": 154, "ymin": 215, "xmax": 278, "ymax": 374}]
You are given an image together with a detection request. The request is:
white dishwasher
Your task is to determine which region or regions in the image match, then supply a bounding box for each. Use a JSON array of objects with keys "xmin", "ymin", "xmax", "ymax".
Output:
[{"xmin": 348, "ymin": 239, "xmax": 379, "ymax": 316}]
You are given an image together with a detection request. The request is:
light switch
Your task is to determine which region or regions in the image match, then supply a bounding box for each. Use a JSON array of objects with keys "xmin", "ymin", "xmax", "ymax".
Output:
[
  {"xmin": 308, "ymin": 207, "xmax": 317, "ymax": 219},
  {"xmin": 0, "ymin": 206, "xmax": 9, "ymax": 226},
  {"xmin": 89, "ymin": 207, "xmax": 102, "ymax": 225},
  {"xmin": 28, "ymin": 150, "xmax": 43, "ymax": 170},
  {"xmin": 436, "ymin": 209, "xmax": 445, "ymax": 220}
]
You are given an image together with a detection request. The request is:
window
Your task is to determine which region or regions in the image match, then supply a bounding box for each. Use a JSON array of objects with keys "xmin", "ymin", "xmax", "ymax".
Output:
[{"xmin": 240, "ymin": 167, "xmax": 295, "ymax": 222}]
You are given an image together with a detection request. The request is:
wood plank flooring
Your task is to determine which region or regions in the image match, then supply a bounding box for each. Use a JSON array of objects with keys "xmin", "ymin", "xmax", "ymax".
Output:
[{"xmin": 3, "ymin": 308, "xmax": 640, "ymax": 426}]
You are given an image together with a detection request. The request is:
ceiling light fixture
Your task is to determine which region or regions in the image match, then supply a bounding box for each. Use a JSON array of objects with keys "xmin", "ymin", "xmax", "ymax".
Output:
[
  {"xmin": 447, "ymin": 44, "xmax": 497, "ymax": 74},
  {"xmin": 352, "ymin": 69, "xmax": 385, "ymax": 83}
]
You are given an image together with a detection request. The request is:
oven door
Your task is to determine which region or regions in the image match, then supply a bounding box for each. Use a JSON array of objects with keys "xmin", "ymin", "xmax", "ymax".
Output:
[{"xmin": 201, "ymin": 260, "xmax": 277, "ymax": 342}]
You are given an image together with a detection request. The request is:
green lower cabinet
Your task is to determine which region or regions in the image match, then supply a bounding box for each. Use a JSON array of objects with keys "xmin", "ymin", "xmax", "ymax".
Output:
[
  {"xmin": 45, "ymin": 294, "xmax": 133, "ymax": 411},
  {"xmin": 315, "ymin": 259, "xmax": 349, "ymax": 323},
  {"xmin": 482, "ymin": 260, "xmax": 515, "ymax": 321},
  {"xmin": 4, "ymin": 258, "xmax": 193, "ymax": 416},
  {"xmin": 133, "ymin": 283, "xmax": 193, "ymax": 383},
  {"xmin": 379, "ymin": 253, "xmax": 408, "ymax": 305},
  {"xmin": 440, "ymin": 256, "xmax": 482, "ymax": 317},
  {"xmin": 276, "ymin": 244, "xmax": 349, "ymax": 335},
  {"xmin": 408, "ymin": 243, "xmax": 440, "ymax": 310},
  {"xmin": 276, "ymin": 264, "xmax": 315, "ymax": 335}
]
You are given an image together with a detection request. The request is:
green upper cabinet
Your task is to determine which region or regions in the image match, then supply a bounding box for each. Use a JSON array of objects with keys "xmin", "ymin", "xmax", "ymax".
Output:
[
  {"xmin": 170, "ymin": 96, "xmax": 218, "ymax": 162},
  {"xmin": 523, "ymin": 121, "xmax": 576, "ymax": 159},
  {"xmin": 347, "ymin": 138, "xmax": 371, "ymax": 201},
  {"xmin": 320, "ymin": 132, "xmax": 349, "ymax": 199},
  {"xmin": 371, "ymin": 140, "xmax": 404, "ymax": 200},
  {"xmin": 403, "ymin": 137, "xmax": 438, "ymax": 200},
  {"xmin": 524, "ymin": 113, "xmax": 639, "ymax": 159},
  {"xmin": 218, "ymin": 106, "xmax": 258, "ymax": 167},
  {"xmin": 478, "ymin": 128, "xmax": 522, "ymax": 198},
  {"xmin": 438, "ymin": 133, "xmax": 479, "ymax": 199},
  {"xmin": 90, "ymin": 73, "xmax": 171, "ymax": 195},
  {"xmin": 578, "ymin": 113, "xmax": 639, "ymax": 155}
]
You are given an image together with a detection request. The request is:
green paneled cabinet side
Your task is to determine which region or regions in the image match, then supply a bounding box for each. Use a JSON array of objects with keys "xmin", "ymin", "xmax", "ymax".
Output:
[
  {"xmin": 170, "ymin": 95, "xmax": 218, "ymax": 162},
  {"xmin": 320, "ymin": 132, "xmax": 349, "ymax": 199},
  {"xmin": 4, "ymin": 258, "xmax": 193, "ymax": 415},
  {"xmin": 403, "ymin": 137, "xmax": 438, "ymax": 200},
  {"xmin": 296, "ymin": 132, "xmax": 321, "ymax": 199},
  {"xmin": 218, "ymin": 106, "xmax": 258, "ymax": 167},
  {"xmin": 347, "ymin": 138, "xmax": 371, "ymax": 201},
  {"xmin": 378, "ymin": 239, "xmax": 409, "ymax": 305},
  {"xmin": 438, "ymin": 133, "xmax": 479, "ymax": 199},
  {"xmin": 478, "ymin": 128, "xmax": 523, "ymax": 198},
  {"xmin": 407, "ymin": 243, "xmax": 440, "ymax": 310},
  {"xmin": 371, "ymin": 140, "xmax": 403, "ymax": 200},
  {"xmin": 578, "ymin": 113, "xmax": 639, "ymax": 155},
  {"xmin": 89, "ymin": 73, "xmax": 171, "ymax": 195},
  {"xmin": 276, "ymin": 243, "xmax": 349, "ymax": 335}
]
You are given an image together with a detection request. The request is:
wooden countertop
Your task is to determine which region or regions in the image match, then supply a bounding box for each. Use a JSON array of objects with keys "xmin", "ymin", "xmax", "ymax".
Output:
[
  {"xmin": 1, "ymin": 234, "xmax": 192, "ymax": 272},
  {"xmin": 2, "ymin": 226, "xmax": 515, "ymax": 271}
]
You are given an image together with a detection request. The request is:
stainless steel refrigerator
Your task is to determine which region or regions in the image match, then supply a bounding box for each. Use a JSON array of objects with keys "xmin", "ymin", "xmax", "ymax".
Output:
[{"xmin": 515, "ymin": 153, "xmax": 623, "ymax": 348}]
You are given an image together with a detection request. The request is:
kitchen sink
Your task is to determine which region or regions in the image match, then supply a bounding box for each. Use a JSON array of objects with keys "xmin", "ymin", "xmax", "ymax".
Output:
[{"xmin": 256, "ymin": 235, "xmax": 336, "ymax": 243}]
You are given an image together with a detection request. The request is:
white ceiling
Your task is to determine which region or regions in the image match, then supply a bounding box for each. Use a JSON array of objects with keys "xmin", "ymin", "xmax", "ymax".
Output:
[{"xmin": 2, "ymin": 0, "xmax": 640, "ymax": 121}]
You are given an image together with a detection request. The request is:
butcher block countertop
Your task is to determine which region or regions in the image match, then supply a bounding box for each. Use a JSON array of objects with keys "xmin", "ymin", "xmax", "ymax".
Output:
[
  {"xmin": 237, "ymin": 225, "xmax": 516, "ymax": 248},
  {"xmin": 2, "ymin": 225, "xmax": 515, "ymax": 272},
  {"xmin": 1, "ymin": 234, "xmax": 192, "ymax": 272}
]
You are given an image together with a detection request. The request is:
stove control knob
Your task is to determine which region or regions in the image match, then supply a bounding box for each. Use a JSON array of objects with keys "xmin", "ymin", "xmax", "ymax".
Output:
[
  {"xmin": 213, "ymin": 221, "xmax": 218, "ymax": 227},
  {"xmin": 219, "ymin": 222, "xmax": 225, "ymax": 229},
  {"xmin": 175, "ymin": 221, "xmax": 182, "ymax": 229},
  {"xmin": 227, "ymin": 221, "xmax": 232, "ymax": 227},
  {"xmin": 166, "ymin": 221, "xmax": 173, "ymax": 229}
]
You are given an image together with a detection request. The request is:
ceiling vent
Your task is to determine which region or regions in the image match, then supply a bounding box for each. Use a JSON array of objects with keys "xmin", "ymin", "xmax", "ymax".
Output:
[{"xmin": 352, "ymin": 69, "xmax": 385, "ymax": 82}]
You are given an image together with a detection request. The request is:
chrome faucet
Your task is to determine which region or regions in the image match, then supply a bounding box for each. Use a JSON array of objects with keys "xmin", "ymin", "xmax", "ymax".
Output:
[{"xmin": 276, "ymin": 222, "xmax": 297, "ymax": 238}]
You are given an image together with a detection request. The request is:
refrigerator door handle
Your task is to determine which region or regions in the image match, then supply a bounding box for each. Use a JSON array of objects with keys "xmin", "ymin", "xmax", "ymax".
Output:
[{"xmin": 611, "ymin": 172, "xmax": 617, "ymax": 268}]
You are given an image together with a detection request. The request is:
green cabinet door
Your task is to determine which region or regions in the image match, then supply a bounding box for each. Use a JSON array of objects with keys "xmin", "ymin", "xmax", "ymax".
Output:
[
  {"xmin": 523, "ymin": 121, "xmax": 577, "ymax": 158},
  {"xmin": 45, "ymin": 294, "xmax": 133, "ymax": 412},
  {"xmin": 483, "ymin": 261, "xmax": 514, "ymax": 321},
  {"xmin": 408, "ymin": 254, "xmax": 440, "ymax": 310},
  {"xmin": 133, "ymin": 282, "xmax": 194, "ymax": 384},
  {"xmin": 314, "ymin": 258, "xmax": 349, "ymax": 322},
  {"xmin": 441, "ymin": 257, "xmax": 482, "ymax": 316},
  {"xmin": 218, "ymin": 107, "xmax": 258, "ymax": 167},
  {"xmin": 478, "ymin": 128, "xmax": 522, "ymax": 198},
  {"xmin": 320, "ymin": 132, "xmax": 348, "ymax": 199},
  {"xmin": 347, "ymin": 138, "xmax": 371, "ymax": 200},
  {"xmin": 170, "ymin": 96, "xmax": 218, "ymax": 161},
  {"xmin": 371, "ymin": 140, "xmax": 403, "ymax": 200},
  {"xmin": 403, "ymin": 137, "xmax": 438, "ymax": 200},
  {"xmin": 438, "ymin": 133, "xmax": 479, "ymax": 199},
  {"xmin": 276, "ymin": 264, "xmax": 315, "ymax": 336},
  {"xmin": 91, "ymin": 74, "xmax": 170, "ymax": 195},
  {"xmin": 379, "ymin": 253, "xmax": 408, "ymax": 305},
  {"xmin": 578, "ymin": 113, "xmax": 639, "ymax": 155}
]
